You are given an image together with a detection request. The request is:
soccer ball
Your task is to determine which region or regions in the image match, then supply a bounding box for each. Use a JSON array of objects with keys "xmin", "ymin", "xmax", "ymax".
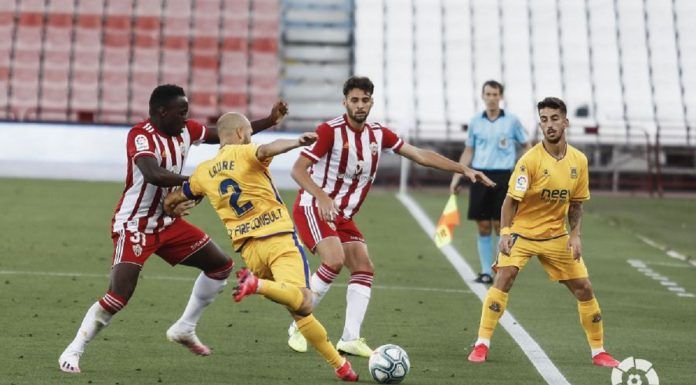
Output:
[{"xmin": 368, "ymin": 344, "xmax": 410, "ymax": 384}]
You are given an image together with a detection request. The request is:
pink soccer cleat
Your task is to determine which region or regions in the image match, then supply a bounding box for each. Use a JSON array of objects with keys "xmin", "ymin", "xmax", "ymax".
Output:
[
  {"xmin": 335, "ymin": 359, "xmax": 359, "ymax": 382},
  {"xmin": 166, "ymin": 323, "xmax": 212, "ymax": 356},
  {"xmin": 592, "ymin": 352, "xmax": 620, "ymax": 367},
  {"xmin": 233, "ymin": 268, "xmax": 259, "ymax": 302},
  {"xmin": 468, "ymin": 344, "xmax": 489, "ymax": 363}
]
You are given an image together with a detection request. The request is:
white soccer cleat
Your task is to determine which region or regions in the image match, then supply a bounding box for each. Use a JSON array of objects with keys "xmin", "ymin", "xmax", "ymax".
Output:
[
  {"xmin": 58, "ymin": 350, "xmax": 82, "ymax": 373},
  {"xmin": 287, "ymin": 322, "xmax": 308, "ymax": 353},
  {"xmin": 166, "ymin": 322, "xmax": 211, "ymax": 356},
  {"xmin": 337, "ymin": 338, "xmax": 373, "ymax": 358}
]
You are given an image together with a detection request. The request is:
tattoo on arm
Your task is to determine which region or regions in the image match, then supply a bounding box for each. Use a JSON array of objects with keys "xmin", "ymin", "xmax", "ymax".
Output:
[{"xmin": 568, "ymin": 201, "xmax": 583, "ymax": 232}]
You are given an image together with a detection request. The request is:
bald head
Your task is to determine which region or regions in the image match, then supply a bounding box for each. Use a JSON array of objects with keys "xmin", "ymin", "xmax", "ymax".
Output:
[{"xmin": 217, "ymin": 112, "xmax": 252, "ymax": 145}]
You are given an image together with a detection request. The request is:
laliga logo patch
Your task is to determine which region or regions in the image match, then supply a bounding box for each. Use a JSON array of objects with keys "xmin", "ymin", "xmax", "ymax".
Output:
[
  {"xmin": 570, "ymin": 167, "xmax": 578, "ymax": 179},
  {"xmin": 370, "ymin": 142, "xmax": 379, "ymax": 155},
  {"xmin": 611, "ymin": 357, "xmax": 659, "ymax": 385},
  {"xmin": 135, "ymin": 135, "xmax": 149, "ymax": 152},
  {"xmin": 514, "ymin": 175, "xmax": 528, "ymax": 192}
]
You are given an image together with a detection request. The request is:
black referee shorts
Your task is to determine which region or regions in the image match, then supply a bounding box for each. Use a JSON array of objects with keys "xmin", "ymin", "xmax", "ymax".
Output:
[{"xmin": 467, "ymin": 170, "xmax": 512, "ymax": 221}]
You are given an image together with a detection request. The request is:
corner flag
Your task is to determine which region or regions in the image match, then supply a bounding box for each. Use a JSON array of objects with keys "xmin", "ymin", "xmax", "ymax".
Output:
[{"xmin": 434, "ymin": 194, "xmax": 460, "ymax": 248}]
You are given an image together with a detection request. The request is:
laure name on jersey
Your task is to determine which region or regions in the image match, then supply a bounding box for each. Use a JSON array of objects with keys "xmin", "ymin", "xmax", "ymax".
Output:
[
  {"xmin": 208, "ymin": 160, "xmax": 235, "ymax": 178},
  {"xmin": 228, "ymin": 208, "xmax": 284, "ymax": 238}
]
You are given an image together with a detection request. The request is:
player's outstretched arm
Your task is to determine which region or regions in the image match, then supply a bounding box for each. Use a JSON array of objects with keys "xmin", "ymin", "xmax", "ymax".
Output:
[
  {"xmin": 256, "ymin": 132, "xmax": 317, "ymax": 161},
  {"xmin": 204, "ymin": 102, "xmax": 289, "ymax": 144},
  {"xmin": 398, "ymin": 143, "xmax": 496, "ymax": 187},
  {"xmin": 449, "ymin": 146, "xmax": 474, "ymax": 194},
  {"xmin": 251, "ymin": 100, "xmax": 289, "ymax": 134},
  {"xmin": 135, "ymin": 156, "xmax": 189, "ymax": 187},
  {"xmin": 291, "ymin": 155, "xmax": 338, "ymax": 222}
]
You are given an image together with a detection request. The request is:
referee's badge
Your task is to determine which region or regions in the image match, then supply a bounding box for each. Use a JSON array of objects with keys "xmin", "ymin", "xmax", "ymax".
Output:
[{"xmin": 570, "ymin": 167, "xmax": 578, "ymax": 179}]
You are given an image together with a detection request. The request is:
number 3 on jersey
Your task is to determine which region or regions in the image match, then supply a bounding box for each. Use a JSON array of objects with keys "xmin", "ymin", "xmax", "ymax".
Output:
[{"xmin": 219, "ymin": 178, "xmax": 254, "ymax": 216}]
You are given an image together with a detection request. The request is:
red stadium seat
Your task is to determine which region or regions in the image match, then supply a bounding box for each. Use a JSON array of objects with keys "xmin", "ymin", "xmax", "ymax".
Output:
[{"xmin": 220, "ymin": 92, "xmax": 248, "ymax": 111}]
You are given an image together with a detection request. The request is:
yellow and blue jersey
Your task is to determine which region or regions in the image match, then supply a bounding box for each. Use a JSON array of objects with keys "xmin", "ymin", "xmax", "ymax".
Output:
[
  {"xmin": 507, "ymin": 142, "xmax": 590, "ymax": 240},
  {"xmin": 183, "ymin": 144, "xmax": 295, "ymax": 251}
]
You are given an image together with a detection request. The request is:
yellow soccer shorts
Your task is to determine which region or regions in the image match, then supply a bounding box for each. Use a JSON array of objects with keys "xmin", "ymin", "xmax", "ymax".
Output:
[
  {"xmin": 495, "ymin": 234, "xmax": 589, "ymax": 281},
  {"xmin": 240, "ymin": 232, "xmax": 311, "ymax": 288}
]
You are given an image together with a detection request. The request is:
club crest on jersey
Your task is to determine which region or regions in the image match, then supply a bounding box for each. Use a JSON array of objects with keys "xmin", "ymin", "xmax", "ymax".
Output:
[
  {"xmin": 369, "ymin": 142, "xmax": 378, "ymax": 155},
  {"xmin": 132, "ymin": 244, "xmax": 143, "ymax": 257},
  {"xmin": 570, "ymin": 167, "xmax": 578, "ymax": 179},
  {"xmin": 355, "ymin": 160, "xmax": 364, "ymax": 175},
  {"xmin": 328, "ymin": 222, "xmax": 337, "ymax": 231}
]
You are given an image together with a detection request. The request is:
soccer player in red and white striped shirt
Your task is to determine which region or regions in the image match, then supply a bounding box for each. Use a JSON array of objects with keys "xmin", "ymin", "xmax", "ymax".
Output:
[
  {"xmin": 58, "ymin": 84, "xmax": 288, "ymax": 373},
  {"xmin": 287, "ymin": 76, "xmax": 495, "ymax": 356}
]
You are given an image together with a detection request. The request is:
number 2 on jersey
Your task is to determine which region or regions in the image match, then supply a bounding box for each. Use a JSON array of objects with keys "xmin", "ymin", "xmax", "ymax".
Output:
[{"xmin": 219, "ymin": 178, "xmax": 254, "ymax": 216}]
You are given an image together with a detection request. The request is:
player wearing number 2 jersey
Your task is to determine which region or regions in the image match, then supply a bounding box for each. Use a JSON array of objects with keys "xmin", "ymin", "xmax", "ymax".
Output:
[
  {"xmin": 58, "ymin": 85, "xmax": 288, "ymax": 374},
  {"xmin": 163, "ymin": 112, "xmax": 359, "ymax": 381}
]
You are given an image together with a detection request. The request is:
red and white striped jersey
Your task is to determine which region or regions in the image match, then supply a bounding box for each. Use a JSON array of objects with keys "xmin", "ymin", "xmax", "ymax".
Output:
[
  {"xmin": 112, "ymin": 119, "xmax": 208, "ymax": 233},
  {"xmin": 298, "ymin": 114, "xmax": 404, "ymax": 220}
]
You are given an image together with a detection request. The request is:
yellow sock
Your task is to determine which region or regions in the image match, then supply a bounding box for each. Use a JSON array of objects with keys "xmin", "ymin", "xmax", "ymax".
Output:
[
  {"xmin": 257, "ymin": 279, "xmax": 303, "ymax": 311},
  {"xmin": 478, "ymin": 287, "xmax": 509, "ymax": 340},
  {"xmin": 578, "ymin": 298, "xmax": 604, "ymax": 349},
  {"xmin": 296, "ymin": 314, "xmax": 344, "ymax": 369}
]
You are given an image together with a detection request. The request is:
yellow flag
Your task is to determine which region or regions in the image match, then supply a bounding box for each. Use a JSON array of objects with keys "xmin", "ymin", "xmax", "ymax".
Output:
[{"xmin": 434, "ymin": 194, "xmax": 460, "ymax": 248}]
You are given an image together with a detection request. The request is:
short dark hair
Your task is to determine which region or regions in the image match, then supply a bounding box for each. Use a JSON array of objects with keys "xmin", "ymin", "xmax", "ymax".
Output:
[
  {"xmin": 537, "ymin": 97, "xmax": 567, "ymax": 115},
  {"xmin": 482, "ymin": 80, "xmax": 504, "ymax": 95},
  {"xmin": 149, "ymin": 84, "xmax": 185, "ymax": 110},
  {"xmin": 343, "ymin": 76, "xmax": 374, "ymax": 97}
]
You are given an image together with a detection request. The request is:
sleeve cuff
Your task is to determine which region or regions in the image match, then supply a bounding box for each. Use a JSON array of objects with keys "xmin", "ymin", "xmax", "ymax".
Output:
[
  {"xmin": 391, "ymin": 138, "xmax": 404, "ymax": 152},
  {"xmin": 182, "ymin": 181, "xmax": 202, "ymax": 200},
  {"xmin": 132, "ymin": 151, "xmax": 156, "ymax": 161},
  {"xmin": 300, "ymin": 150, "xmax": 319, "ymax": 163}
]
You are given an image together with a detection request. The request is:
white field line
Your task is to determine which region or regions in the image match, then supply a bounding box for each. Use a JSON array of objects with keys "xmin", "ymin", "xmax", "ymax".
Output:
[
  {"xmin": 397, "ymin": 193, "xmax": 570, "ymax": 385},
  {"xmin": 0, "ymin": 269, "xmax": 471, "ymax": 295},
  {"xmin": 626, "ymin": 259, "xmax": 694, "ymax": 298},
  {"xmin": 635, "ymin": 234, "xmax": 696, "ymax": 267}
]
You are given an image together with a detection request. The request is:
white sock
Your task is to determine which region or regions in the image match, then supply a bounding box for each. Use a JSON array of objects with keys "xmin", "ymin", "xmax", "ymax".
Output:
[
  {"xmin": 591, "ymin": 347, "xmax": 605, "ymax": 357},
  {"xmin": 176, "ymin": 272, "xmax": 226, "ymax": 327},
  {"xmin": 341, "ymin": 282, "xmax": 371, "ymax": 341},
  {"xmin": 310, "ymin": 264, "xmax": 337, "ymax": 308},
  {"xmin": 475, "ymin": 338, "xmax": 491, "ymax": 348},
  {"xmin": 66, "ymin": 302, "xmax": 113, "ymax": 354}
]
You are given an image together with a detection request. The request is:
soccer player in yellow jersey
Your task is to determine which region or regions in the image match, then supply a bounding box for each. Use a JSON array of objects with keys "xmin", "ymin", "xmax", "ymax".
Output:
[
  {"xmin": 467, "ymin": 97, "xmax": 621, "ymax": 368},
  {"xmin": 163, "ymin": 112, "xmax": 359, "ymax": 381}
]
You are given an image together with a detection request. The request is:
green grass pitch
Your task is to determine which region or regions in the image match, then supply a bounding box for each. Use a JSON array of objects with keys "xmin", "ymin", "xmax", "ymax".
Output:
[{"xmin": 0, "ymin": 179, "xmax": 693, "ymax": 384}]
